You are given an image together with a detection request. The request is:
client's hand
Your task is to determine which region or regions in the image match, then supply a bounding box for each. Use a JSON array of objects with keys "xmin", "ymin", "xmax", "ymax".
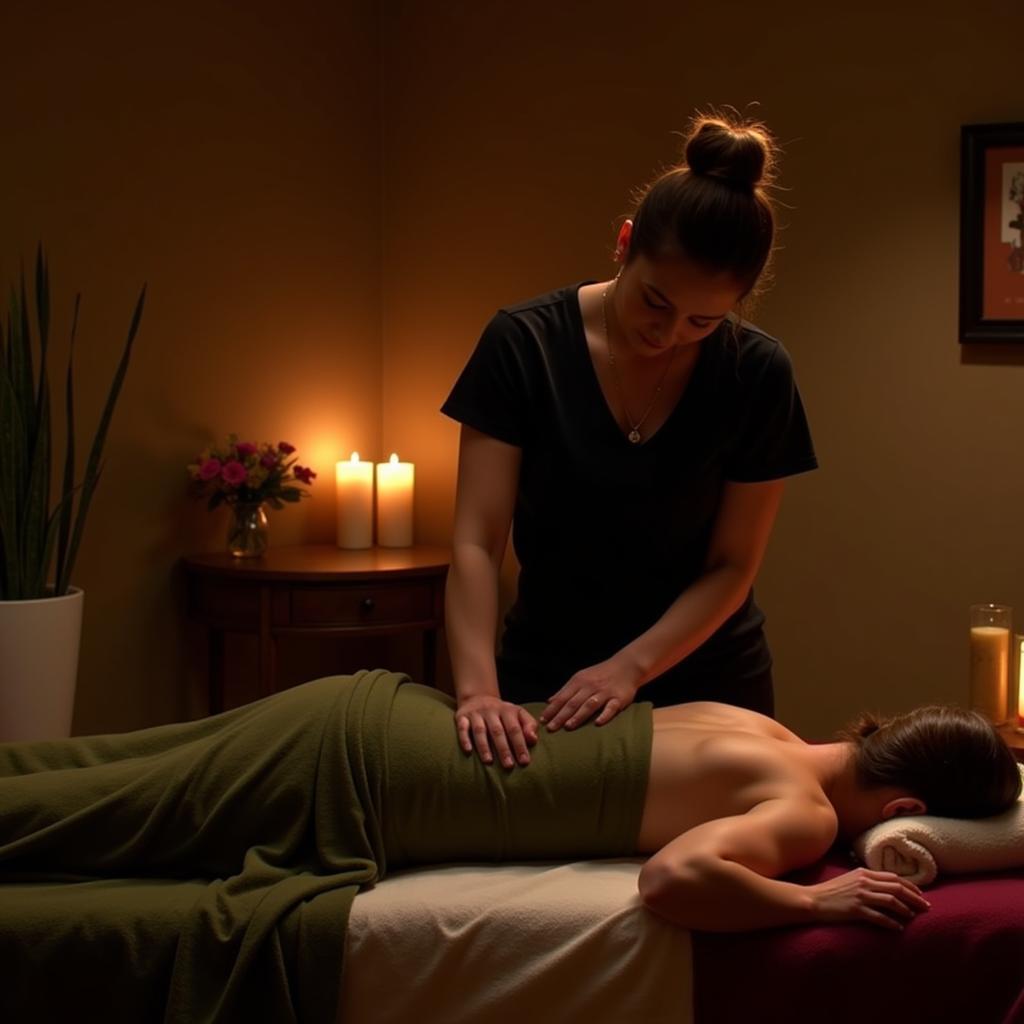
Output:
[
  {"xmin": 542, "ymin": 659, "xmax": 640, "ymax": 732},
  {"xmin": 455, "ymin": 695, "xmax": 539, "ymax": 769},
  {"xmin": 808, "ymin": 868, "xmax": 930, "ymax": 930}
]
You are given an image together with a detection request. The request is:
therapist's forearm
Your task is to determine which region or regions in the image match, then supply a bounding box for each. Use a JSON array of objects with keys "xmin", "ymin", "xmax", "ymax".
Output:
[
  {"xmin": 445, "ymin": 542, "xmax": 503, "ymax": 701},
  {"xmin": 616, "ymin": 564, "xmax": 754, "ymax": 686}
]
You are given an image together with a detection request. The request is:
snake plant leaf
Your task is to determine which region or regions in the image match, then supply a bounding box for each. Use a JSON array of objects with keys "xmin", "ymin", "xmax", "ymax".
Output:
[
  {"xmin": 20, "ymin": 380, "xmax": 51, "ymax": 596},
  {"xmin": 19, "ymin": 254, "xmax": 53, "ymax": 595},
  {"xmin": 7, "ymin": 287, "xmax": 33, "ymax": 486},
  {"xmin": 54, "ymin": 294, "xmax": 80, "ymax": 596},
  {"xmin": 1, "ymin": 252, "xmax": 144, "ymax": 600},
  {"xmin": 27, "ymin": 492, "xmax": 77, "ymax": 598},
  {"xmin": 0, "ymin": 302, "xmax": 30, "ymax": 599},
  {"xmin": 0, "ymin": 353, "xmax": 26, "ymax": 598},
  {"xmin": 34, "ymin": 247, "xmax": 49, "ymax": 428},
  {"xmin": 17, "ymin": 272, "xmax": 36, "ymax": 446},
  {"xmin": 57, "ymin": 284, "xmax": 146, "ymax": 596}
]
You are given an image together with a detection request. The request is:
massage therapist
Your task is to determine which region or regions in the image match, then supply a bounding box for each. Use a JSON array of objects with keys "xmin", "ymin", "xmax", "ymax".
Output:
[{"xmin": 442, "ymin": 109, "xmax": 818, "ymax": 768}]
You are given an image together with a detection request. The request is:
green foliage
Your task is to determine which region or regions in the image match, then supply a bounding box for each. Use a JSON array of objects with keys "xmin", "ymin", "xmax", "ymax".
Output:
[{"xmin": 0, "ymin": 248, "xmax": 146, "ymax": 599}]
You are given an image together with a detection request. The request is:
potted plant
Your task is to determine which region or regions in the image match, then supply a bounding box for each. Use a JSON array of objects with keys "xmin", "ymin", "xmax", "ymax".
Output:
[{"xmin": 0, "ymin": 247, "xmax": 145, "ymax": 740}]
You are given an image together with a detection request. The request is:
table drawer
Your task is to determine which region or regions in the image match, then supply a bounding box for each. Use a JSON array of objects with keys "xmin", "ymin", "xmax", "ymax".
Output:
[{"xmin": 290, "ymin": 583, "xmax": 434, "ymax": 626}]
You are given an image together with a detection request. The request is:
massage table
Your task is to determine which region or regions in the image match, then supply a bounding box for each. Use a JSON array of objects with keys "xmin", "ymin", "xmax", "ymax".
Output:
[
  {"xmin": 341, "ymin": 855, "xmax": 1024, "ymax": 1024},
  {"xmin": 3, "ymin": 670, "xmax": 1021, "ymax": 1022},
  {"xmin": 343, "ymin": 762, "xmax": 1024, "ymax": 1023},
  {"xmin": 3, "ymin": 853, "xmax": 1020, "ymax": 1022}
]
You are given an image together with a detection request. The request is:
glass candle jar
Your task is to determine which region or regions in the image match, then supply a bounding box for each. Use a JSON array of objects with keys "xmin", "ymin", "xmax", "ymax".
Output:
[
  {"xmin": 969, "ymin": 603, "xmax": 1012, "ymax": 725},
  {"xmin": 1016, "ymin": 635, "xmax": 1024, "ymax": 733}
]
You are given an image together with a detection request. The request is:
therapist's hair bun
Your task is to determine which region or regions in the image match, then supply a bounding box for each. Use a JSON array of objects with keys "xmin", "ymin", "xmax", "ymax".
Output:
[{"xmin": 684, "ymin": 113, "xmax": 773, "ymax": 190}]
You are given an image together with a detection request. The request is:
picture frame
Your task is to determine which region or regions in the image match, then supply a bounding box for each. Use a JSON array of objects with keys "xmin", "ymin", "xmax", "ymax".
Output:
[{"xmin": 959, "ymin": 122, "xmax": 1024, "ymax": 343}]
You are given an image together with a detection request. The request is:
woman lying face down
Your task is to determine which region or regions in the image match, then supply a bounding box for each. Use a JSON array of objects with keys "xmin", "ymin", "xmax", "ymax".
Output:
[
  {"xmin": 1, "ymin": 674, "xmax": 1018, "ymax": 941},
  {"xmin": 635, "ymin": 701, "xmax": 1020, "ymax": 932}
]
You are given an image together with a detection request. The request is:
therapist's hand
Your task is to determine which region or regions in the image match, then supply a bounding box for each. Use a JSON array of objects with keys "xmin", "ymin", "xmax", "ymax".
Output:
[
  {"xmin": 541, "ymin": 660, "xmax": 640, "ymax": 732},
  {"xmin": 455, "ymin": 695, "xmax": 539, "ymax": 768}
]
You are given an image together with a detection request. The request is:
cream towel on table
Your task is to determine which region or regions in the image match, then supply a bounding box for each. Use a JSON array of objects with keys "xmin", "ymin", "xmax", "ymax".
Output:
[
  {"xmin": 339, "ymin": 860, "xmax": 693, "ymax": 1024},
  {"xmin": 853, "ymin": 765, "xmax": 1024, "ymax": 885}
]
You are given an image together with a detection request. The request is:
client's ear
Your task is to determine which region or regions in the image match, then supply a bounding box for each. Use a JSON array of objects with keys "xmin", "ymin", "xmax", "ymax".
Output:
[{"xmin": 882, "ymin": 796, "xmax": 927, "ymax": 820}]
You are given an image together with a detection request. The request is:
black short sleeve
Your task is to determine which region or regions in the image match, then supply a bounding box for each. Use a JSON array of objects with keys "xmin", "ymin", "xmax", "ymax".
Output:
[
  {"xmin": 441, "ymin": 311, "xmax": 530, "ymax": 447},
  {"xmin": 723, "ymin": 343, "xmax": 818, "ymax": 483},
  {"xmin": 437, "ymin": 284, "xmax": 818, "ymax": 707}
]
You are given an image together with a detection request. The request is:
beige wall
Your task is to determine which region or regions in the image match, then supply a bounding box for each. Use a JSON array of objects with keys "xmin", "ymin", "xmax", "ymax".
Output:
[
  {"xmin": 381, "ymin": 0, "xmax": 1024, "ymax": 737},
  {"xmin": 5, "ymin": 0, "xmax": 1023, "ymax": 738},
  {"xmin": 1, "ymin": 0, "xmax": 381, "ymax": 731}
]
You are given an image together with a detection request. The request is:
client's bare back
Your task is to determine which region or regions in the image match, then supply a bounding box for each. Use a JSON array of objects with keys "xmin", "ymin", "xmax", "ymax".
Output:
[{"xmin": 636, "ymin": 702, "xmax": 827, "ymax": 853}]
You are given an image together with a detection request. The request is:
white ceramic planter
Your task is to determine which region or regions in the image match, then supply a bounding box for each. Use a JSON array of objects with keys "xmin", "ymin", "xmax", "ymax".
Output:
[{"xmin": 0, "ymin": 586, "xmax": 83, "ymax": 741}]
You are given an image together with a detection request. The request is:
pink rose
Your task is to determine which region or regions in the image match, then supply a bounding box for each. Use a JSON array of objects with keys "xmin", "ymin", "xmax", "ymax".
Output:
[
  {"xmin": 198, "ymin": 458, "xmax": 222, "ymax": 481},
  {"xmin": 278, "ymin": 441, "xmax": 296, "ymax": 454},
  {"xmin": 293, "ymin": 465, "xmax": 316, "ymax": 485},
  {"xmin": 260, "ymin": 453, "xmax": 278, "ymax": 469},
  {"xmin": 221, "ymin": 460, "xmax": 248, "ymax": 486},
  {"xmin": 235, "ymin": 441, "xmax": 258, "ymax": 458}
]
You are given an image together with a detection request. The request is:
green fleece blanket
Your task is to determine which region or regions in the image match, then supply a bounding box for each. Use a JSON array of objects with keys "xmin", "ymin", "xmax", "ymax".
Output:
[{"xmin": 0, "ymin": 668, "xmax": 404, "ymax": 1024}]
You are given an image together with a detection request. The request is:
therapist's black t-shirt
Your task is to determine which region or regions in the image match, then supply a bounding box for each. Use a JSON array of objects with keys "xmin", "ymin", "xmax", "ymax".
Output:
[{"xmin": 441, "ymin": 283, "xmax": 818, "ymax": 708}]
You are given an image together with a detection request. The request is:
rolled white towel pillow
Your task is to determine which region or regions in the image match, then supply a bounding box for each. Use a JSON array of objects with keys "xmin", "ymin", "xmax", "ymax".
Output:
[
  {"xmin": 853, "ymin": 765, "xmax": 1024, "ymax": 886},
  {"xmin": 854, "ymin": 824, "xmax": 941, "ymax": 885}
]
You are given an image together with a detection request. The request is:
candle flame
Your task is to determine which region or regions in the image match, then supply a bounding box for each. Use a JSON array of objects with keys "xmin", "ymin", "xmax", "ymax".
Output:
[
  {"xmin": 350, "ymin": 452, "xmax": 360, "ymax": 462},
  {"xmin": 389, "ymin": 452, "xmax": 399, "ymax": 464}
]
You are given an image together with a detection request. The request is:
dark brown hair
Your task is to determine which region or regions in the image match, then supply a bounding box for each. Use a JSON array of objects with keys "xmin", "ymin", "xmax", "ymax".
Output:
[
  {"xmin": 626, "ymin": 107, "xmax": 780, "ymax": 301},
  {"xmin": 841, "ymin": 705, "xmax": 1022, "ymax": 819}
]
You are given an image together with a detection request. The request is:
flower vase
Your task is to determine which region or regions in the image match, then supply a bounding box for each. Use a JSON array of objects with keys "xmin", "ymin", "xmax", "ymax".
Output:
[{"xmin": 227, "ymin": 502, "xmax": 269, "ymax": 558}]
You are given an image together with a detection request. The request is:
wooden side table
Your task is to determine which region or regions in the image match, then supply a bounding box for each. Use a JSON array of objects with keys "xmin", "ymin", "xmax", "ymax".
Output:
[{"xmin": 183, "ymin": 544, "xmax": 450, "ymax": 713}]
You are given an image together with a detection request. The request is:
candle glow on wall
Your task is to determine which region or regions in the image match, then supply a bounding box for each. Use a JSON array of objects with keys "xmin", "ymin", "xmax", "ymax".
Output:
[
  {"xmin": 376, "ymin": 453, "xmax": 414, "ymax": 548},
  {"xmin": 335, "ymin": 452, "xmax": 373, "ymax": 549}
]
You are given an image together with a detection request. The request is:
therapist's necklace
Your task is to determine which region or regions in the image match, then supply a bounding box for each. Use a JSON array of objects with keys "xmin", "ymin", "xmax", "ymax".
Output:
[{"xmin": 602, "ymin": 281, "xmax": 676, "ymax": 444}]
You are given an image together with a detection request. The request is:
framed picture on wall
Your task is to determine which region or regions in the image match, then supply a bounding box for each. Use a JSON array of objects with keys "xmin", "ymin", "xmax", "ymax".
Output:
[{"xmin": 960, "ymin": 122, "xmax": 1024, "ymax": 342}]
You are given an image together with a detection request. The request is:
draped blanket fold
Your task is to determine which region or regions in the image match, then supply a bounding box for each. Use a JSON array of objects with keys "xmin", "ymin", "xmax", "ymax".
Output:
[
  {"xmin": 0, "ymin": 669, "xmax": 404, "ymax": 1024},
  {"xmin": 0, "ymin": 671, "xmax": 651, "ymax": 1023}
]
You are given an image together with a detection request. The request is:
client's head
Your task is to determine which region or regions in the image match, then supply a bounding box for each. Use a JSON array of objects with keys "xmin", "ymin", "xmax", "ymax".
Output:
[{"xmin": 842, "ymin": 705, "xmax": 1021, "ymax": 822}]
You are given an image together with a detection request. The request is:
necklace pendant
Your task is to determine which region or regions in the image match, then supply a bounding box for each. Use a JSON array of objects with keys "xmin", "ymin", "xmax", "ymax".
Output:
[{"xmin": 627, "ymin": 428, "xmax": 642, "ymax": 444}]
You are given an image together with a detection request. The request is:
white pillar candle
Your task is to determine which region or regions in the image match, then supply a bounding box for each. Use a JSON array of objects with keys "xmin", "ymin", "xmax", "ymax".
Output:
[
  {"xmin": 335, "ymin": 452, "xmax": 374, "ymax": 549},
  {"xmin": 969, "ymin": 625, "xmax": 1010, "ymax": 724},
  {"xmin": 375, "ymin": 453, "xmax": 414, "ymax": 548}
]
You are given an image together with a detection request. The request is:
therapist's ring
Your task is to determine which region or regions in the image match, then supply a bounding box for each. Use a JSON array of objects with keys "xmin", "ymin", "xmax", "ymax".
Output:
[{"xmin": 587, "ymin": 695, "xmax": 600, "ymax": 704}]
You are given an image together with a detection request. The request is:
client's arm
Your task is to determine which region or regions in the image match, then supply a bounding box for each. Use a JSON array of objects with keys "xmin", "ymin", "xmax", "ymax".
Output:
[{"xmin": 637, "ymin": 797, "xmax": 930, "ymax": 932}]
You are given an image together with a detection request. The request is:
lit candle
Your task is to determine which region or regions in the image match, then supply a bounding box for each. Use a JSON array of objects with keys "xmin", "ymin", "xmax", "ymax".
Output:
[
  {"xmin": 1017, "ymin": 636, "xmax": 1024, "ymax": 730},
  {"xmin": 335, "ymin": 452, "xmax": 373, "ymax": 549},
  {"xmin": 375, "ymin": 452, "xmax": 414, "ymax": 548},
  {"xmin": 969, "ymin": 624, "xmax": 1010, "ymax": 724}
]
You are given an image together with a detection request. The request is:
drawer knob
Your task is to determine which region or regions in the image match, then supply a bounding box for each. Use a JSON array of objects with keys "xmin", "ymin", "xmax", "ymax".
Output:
[{"xmin": 361, "ymin": 597, "xmax": 376, "ymax": 613}]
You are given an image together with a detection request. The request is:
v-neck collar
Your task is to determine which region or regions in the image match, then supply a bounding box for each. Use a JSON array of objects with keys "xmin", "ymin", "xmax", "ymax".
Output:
[{"xmin": 568, "ymin": 280, "xmax": 715, "ymax": 449}]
